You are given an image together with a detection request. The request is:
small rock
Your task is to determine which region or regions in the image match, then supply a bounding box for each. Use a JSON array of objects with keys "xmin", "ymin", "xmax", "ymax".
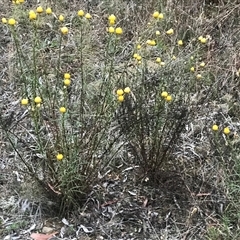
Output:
[{"xmin": 42, "ymin": 226, "xmax": 55, "ymax": 234}]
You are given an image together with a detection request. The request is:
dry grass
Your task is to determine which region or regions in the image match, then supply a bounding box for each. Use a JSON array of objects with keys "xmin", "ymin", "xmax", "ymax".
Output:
[{"xmin": 0, "ymin": 0, "xmax": 240, "ymax": 239}]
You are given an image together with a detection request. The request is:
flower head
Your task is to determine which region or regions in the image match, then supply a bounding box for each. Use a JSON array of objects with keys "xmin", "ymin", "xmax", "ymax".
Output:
[
  {"xmin": 108, "ymin": 14, "xmax": 116, "ymax": 22},
  {"xmin": 108, "ymin": 26, "xmax": 115, "ymax": 33},
  {"xmin": 64, "ymin": 79, "xmax": 71, "ymax": 86},
  {"xmin": 200, "ymin": 62, "xmax": 205, "ymax": 67},
  {"xmin": 136, "ymin": 55, "xmax": 142, "ymax": 61},
  {"xmin": 109, "ymin": 19, "xmax": 115, "ymax": 25},
  {"xmin": 2, "ymin": 18, "xmax": 7, "ymax": 24},
  {"xmin": 146, "ymin": 40, "xmax": 156, "ymax": 46},
  {"xmin": 36, "ymin": 6, "xmax": 43, "ymax": 13},
  {"xmin": 29, "ymin": 11, "xmax": 37, "ymax": 20},
  {"xmin": 223, "ymin": 127, "xmax": 230, "ymax": 135},
  {"xmin": 156, "ymin": 57, "xmax": 161, "ymax": 63},
  {"xmin": 34, "ymin": 96, "xmax": 42, "ymax": 104},
  {"xmin": 8, "ymin": 18, "xmax": 16, "ymax": 26},
  {"xmin": 46, "ymin": 7, "xmax": 52, "ymax": 14},
  {"xmin": 166, "ymin": 95, "xmax": 172, "ymax": 102},
  {"xmin": 152, "ymin": 11, "xmax": 160, "ymax": 18},
  {"xmin": 196, "ymin": 74, "xmax": 202, "ymax": 79},
  {"xmin": 124, "ymin": 87, "xmax": 131, "ymax": 93},
  {"xmin": 199, "ymin": 36, "xmax": 207, "ymax": 43},
  {"xmin": 115, "ymin": 27, "xmax": 123, "ymax": 35},
  {"xmin": 158, "ymin": 13, "xmax": 164, "ymax": 19},
  {"xmin": 118, "ymin": 95, "xmax": 124, "ymax": 102},
  {"xmin": 178, "ymin": 40, "xmax": 183, "ymax": 46},
  {"xmin": 160, "ymin": 62, "xmax": 165, "ymax": 66},
  {"xmin": 133, "ymin": 53, "xmax": 138, "ymax": 59},
  {"xmin": 166, "ymin": 28, "xmax": 174, "ymax": 35},
  {"xmin": 156, "ymin": 30, "xmax": 160, "ymax": 36},
  {"xmin": 172, "ymin": 55, "xmax": 176, "ymax": 60},
  {"xmin": 161, "ymin": 91, "xmax": 168, "ymax": 98},
  {"xmin": 56, "ymin": 153, "xmax": 63, "ymax": 161},
  {"xmin": 136, "ymin": 44, "xmax": 141, "ymax": 49},
  {"xmin": 64, "ymin": 73, "xmax": 70, "ymax": 79},
  {"xmin": 78, "ymin": 10, "xmax": 84, "ymax": 17},
  {"xmin": 61, "ymin": 27, "xmax": 68, "ymax": 35},
  {"xmin": 59, "ymin": 107, "xmax": 66, "ymax": 113},
  {"xmin": 116, "ymin": 89, "xmax": 124, "ymax": 96},
  {"xmin": 85, "ymin": 13, "xmax": 92, "ymax": 19},
  {"xmin": 212, "ymin": 124, "xmax": 219, "ymax": 131},
  {"xmin": 21, "ymin": 98, "xmax": 28, "ymax": 105},
  {"xmin": 200, "ymin": 38, "xmax": 207, "ymax": 44},
  {"xmin": 190, "ymin": 67, "xmax": 195, "ymax": 72},
  {"xmin": 58, "ymin": 15, "xmax": 64, "ymax": 21}
]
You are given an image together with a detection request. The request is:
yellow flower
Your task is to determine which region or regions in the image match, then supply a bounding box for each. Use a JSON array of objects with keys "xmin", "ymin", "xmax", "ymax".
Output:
[
  {"xmin": 124, "ymin": 87, "xmax": 131, "ymax": 93},
  {"xmin": 137, "ymin": 61, "xmax": 142, "ymax": 65},
  {"xmin": 190, "ymin": 67, "xmax": 195, "ymax": 72},
  {"xmin": 34, "ymin": 96, "xmax": 42, "ymax": 104},
  {"xmin": 78, "ymin": 10, "xmax": 84, "ymax": 17},
  {"xmin": 200, "ymin": 38, "xmax": 207, "ymax": 44},
  {"xmin": 108, "ymin": 26, "xmax": 115, "ymax": 33},
  {"xmin": 64, "ymin": 79, "xmax": 71, "ymax": 86},
  {"xmin": 196, "ymin": 74, "xmax": 202, "ymax": 79},
  {"xmin": 161, "ymin": 91, "xmax": 168, "ymax": 98},
  {"xmin": 136, "ymin": 44, "xmax": 141, "ymax": 49},
  {"xmin": 58, "ymin": 15, "xmax": 64, "ymax": 21},
  {"xmin": 172, "ymin": 55, "xmax": 176, "ymax": 60},
  {"xmin": 136, "ymin": 55, "xmax": 142, "ymax": 61},
  {"xmin": 160, "ymin": 62, "xmax": 165, "ymax": 66},
  {"xmin": 8, "ymin": 18, "xmax": 16, "ymax": 26},
  {"xmin": 108, "ymin": 14, "xmax": 116, "ymax": 21},
  {"xmin": 146, "ymin": 40, "xmax": 156, "ymax": 46},
  {"xmin": 118, "ymin": 95, "xmax": 124, "ymax": 102},
  {"xmin": 156, "ymin": 30, "xmax": 160, "ymax": 36},
  {"xmin": 212, "ymin": 125, "xmax": 219, "ymax": 131},
  {"xmin": 19, "ymin": 0, "xmax": 24, "ymax": 2},
  {"xmin": 56, "ymin": 153, "xmax": 63, "ymax": 161},
  {"xmin": 178, "ymin": 40, "xmax": 183, "ymax": 46},
  {"xmin": 21, "ymin": 98, "xmax": 28, "ymax": 105},
  {"xmin": 166, "ymin": 95, "xmax": 172, "ymax": 102},
  {"xmin": 133, "ymin": 53, "xmax": 138, "ymax": 59},
  {"xmin": 166, "ymin": 28, "xmax": 174, "ymax": 35},
  {"xmin": 109, "ymin": 19, "xmax": 115, "ymax": 25},
  {"xmin": 64, "ymin": 73, "xmax": 70, "ymax": 79},
  {"xmin": 115, "ymin": 27, "xmax": 123, "ymax": 35},
  {"xmin": 61, "ymin": 27, "xmax": 68, "ymax": 35},
  {"xmin": 59, "ymin": 107, "xmax": 66, "ymax": 113},
  {"xmin": 116, "ymin": 89, "xmax": 124, "ymax": 96},
  {"xmin": 152, "ymin": 11, "xmax": 160, "ymax": 18},
  {"xmin": 46, "ymin": 7, "xmax": 52, "ymax": 14},
  {"xmin": 2, "ymin": 18, "xmax": 7, "ymax": 24},
  {"xmin": 158, "ymin": 13, "xmax": 164, "ymax": 19},
  {"xmin": 36, "ymin": 6, "xmax": 43, "ymax": 13},
  {"xmin": 85, "ymin": 13, "xmax": 92, "ymax": 19},
  {"xmin": 223, "ymin": 127, "xmax": 230, "ymax": 135},
  {"xmin": 29, "ymin": 12, "xmax": 37, "ymax": 20},
  {"xmin": 156, "ymin": 57, "xmax": 161, "ymax": 63},
  {"xmin": 200, "ymin": 62, "xmax": 205, "ymax": 67}
]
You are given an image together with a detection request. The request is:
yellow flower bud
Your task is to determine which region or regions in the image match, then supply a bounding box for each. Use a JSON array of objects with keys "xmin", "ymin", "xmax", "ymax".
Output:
[
  {"xmin": 115, "ymin": 27, "xmax": 123, "ymax": 35},
  {"xmin": 85, "ymin": 13, "xmax": 92, "ymax": 19},
  {"xmin": 34, "ymin": 96, "xmax": 42, "ymax": 104},
  {"xmin": 78, "ymin": 10, "xmax": 84, "ymax": 17},
  {"xmin": 56, "ymin": 153, "xmax": 63, "ymax": 161},
  {"xmin": 46, "ymin": 7, "xmax": 52, "ymax": 14}
]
